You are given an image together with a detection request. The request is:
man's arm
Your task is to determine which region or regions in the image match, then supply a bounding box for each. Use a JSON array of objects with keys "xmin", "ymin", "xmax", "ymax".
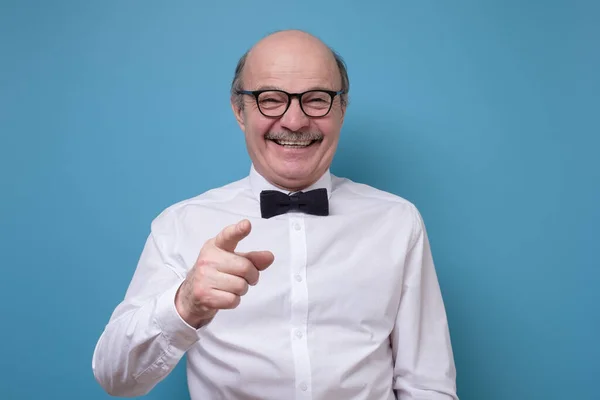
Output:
[
  {"xmin": 92, "ymin": 213, "xmax": 274, "ymax": 397},
  {"xmin": 92, "ymin": 211, "xmax": 200, "ymax": 397},
  {"xmin": 391, "ymin": 206, "xmax": 458, "ymax": 399}
]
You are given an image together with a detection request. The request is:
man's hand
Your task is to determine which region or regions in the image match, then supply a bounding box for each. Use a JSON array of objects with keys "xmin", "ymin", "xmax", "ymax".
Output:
[{"xmin": 175, "ymin": 219, "xmax": 274, "ymax": 328}]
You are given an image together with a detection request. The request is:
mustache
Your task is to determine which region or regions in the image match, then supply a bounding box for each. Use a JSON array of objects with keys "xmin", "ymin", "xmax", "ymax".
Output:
[{"xmin": 264, "ymin": 131, "xmax": 324, "ymax": 141}]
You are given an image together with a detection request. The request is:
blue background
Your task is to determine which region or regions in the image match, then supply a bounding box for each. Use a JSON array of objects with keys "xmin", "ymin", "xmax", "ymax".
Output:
[{"xmin": 1, "ymin": 1, "xmax": 598, "ymax": 399}]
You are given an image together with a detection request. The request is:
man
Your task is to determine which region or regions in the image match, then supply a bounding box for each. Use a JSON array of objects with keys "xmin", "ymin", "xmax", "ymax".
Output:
[{"xmin": 92, "ymin": 30, "xmax": 458, "ymax": 399}]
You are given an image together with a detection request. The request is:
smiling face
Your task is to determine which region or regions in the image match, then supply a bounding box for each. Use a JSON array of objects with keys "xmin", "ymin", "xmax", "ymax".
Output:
[{"xmin": 231, "ymin": 31, "xmax": 346, "ymax": 192}]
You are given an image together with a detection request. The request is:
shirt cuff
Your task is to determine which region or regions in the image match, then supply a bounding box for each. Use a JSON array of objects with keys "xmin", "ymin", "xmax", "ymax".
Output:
[{"xmin": 154, "ymin": 281, "xmax": 203, "ymax": 353}]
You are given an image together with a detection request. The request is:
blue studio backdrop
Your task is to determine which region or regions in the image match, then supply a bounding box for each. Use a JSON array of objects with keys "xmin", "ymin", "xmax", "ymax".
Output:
[{"xmin": 1, "ymin": 1, "xmax": 598, "ymax": 399}]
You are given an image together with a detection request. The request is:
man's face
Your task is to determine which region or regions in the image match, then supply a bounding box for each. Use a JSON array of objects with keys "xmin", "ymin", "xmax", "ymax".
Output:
[{"xmin": 232, "ymin": 33, "xmax": 346, "ymax": 191}]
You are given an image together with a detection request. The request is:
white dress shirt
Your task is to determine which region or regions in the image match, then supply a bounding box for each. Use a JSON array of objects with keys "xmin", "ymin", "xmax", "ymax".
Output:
[{"xmin": 92, "ymin": 165, "xmax": 458, "ymax": 399}]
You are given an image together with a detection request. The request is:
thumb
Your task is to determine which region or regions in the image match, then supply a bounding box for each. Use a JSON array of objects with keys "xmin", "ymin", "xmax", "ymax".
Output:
[{"xmin": 241, "ymin": 250, "xmax": 275, "ymax": 272}]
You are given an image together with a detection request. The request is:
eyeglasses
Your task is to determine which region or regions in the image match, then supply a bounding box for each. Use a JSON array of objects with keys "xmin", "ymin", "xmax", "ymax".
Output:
[{"xmin": 236, "ymin": 89, "xmax": 344, "ymax": 118}]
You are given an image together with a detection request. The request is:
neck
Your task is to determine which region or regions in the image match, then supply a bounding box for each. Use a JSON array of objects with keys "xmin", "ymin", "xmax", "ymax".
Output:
[
  {"xmin": 270, "ymin": 180, "xmax": 315, "ymax": 193},
  {"xmin": 254, "ymin": 166, "xmax": 325, "ymax": 193},
  {"xmin": 249, "ymin": 164, "xmax": 332, "ymax": 202}
]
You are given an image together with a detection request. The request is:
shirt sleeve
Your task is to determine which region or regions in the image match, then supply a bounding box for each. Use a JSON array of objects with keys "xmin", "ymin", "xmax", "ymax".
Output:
[
  {"xmin": 92, "ymin": 208, "xmax": 203, "ymax": 397},
  {"xmin": 392, "ymin": 205, "xmax": 459, "ymax": 399}
]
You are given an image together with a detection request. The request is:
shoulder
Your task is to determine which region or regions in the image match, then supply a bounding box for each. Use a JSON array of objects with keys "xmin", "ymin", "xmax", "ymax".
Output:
[
  {"xmin": 331, "ymin": 174, "xmax": 426, "ymax": 242},
  {"xmin": 332, "ymin": 174, "xmax": 420, "ymax": 213},
  {"xmin": 150, "ymin": 176, "xmax": 249, "ymax": 230}
]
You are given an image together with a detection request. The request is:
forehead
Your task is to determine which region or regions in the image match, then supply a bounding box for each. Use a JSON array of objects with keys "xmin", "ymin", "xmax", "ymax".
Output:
[{"xmin": 243, "ymin": 36, "xmax": 341, "ymax": 91}]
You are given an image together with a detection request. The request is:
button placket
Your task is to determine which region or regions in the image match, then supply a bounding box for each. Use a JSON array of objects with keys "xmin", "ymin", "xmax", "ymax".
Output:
[{"xmin": 288, "ymin": 216, "xmax": 312, "ymax": 398}]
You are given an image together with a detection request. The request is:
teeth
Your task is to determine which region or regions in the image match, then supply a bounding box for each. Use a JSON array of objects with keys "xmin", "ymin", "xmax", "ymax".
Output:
[{"xmin": 275, "ymin": 140, "xmax": 313, "ymax": 147}]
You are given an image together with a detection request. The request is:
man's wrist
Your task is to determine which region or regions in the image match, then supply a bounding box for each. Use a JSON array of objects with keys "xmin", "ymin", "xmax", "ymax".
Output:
[
  {"xmin": 174, "ymin": 281, "xmax": 215, "ymax": 329},
  {"xmin": 153, "ymin": 282, "xmax": 202, "ymax": 351}
]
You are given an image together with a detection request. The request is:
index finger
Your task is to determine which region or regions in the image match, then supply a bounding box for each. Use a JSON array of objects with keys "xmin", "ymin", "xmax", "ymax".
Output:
[{"xmin": 213, "ymin": 219, "xmax": 251, "ymax": 252}]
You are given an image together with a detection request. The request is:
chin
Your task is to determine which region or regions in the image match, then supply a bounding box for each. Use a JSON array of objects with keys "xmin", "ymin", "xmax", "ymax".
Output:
[
  {"xmin": 275, "ymin": 161, "xmax": 312, "ymax": 177},
  {"xmin": 271, "ymin": 164, "xmax": 321, "ymax": 188}
]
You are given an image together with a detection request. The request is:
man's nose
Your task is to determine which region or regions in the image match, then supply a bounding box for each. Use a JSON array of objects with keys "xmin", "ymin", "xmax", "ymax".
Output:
[{"xmin": 279, "ymin": 98, "xmax": 310, "ymax": 132}]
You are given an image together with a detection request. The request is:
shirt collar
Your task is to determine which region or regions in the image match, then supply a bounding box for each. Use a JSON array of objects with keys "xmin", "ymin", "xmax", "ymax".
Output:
[{"xmin": 249, "ymin": 164, "xmax": 333, "ymax": 202}]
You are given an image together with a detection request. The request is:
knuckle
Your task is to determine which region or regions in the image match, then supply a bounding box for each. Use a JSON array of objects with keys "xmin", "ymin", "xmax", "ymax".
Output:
[
  {"xmin": 226, "ymin": 294, "xmax": 241, "ymax": 309},
  {"xmin": 239, "ymin": 258, "xmax": 254, "ymax": 273},
  {"xmin": 245, "ymin": 270, "xmax": 257, "ymax": 286},
  {"xmin": 194, "ymin": 267, "xmax": 210, "ymax": 283},
  {"xmin": 204, "ymin": 295, "xmax": 221, "ymax": 310},
  {"xmin": 194, "ymin": 257, "xmax": 211, "ymax": 271},
  {"xmin": 236, "ymin": 280, "xmax": 249, "ymax": 296},
  {"xmin": 243, "ymin": 262, "xmax": 259, "ymax": 282},
  {"xmin": 192, "ymin": 284, "xmax": 209, "ymax": 302}
]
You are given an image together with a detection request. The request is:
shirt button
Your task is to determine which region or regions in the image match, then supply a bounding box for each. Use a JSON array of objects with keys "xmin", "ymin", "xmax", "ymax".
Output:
[
  {"xmin": 294, "ymin": 274, "xmax": 302, "ymax": 282},
  {"xmin": 295, "ymin": 329, "xmax": 303, "ymax": 339},
  {"xmin": 300, "ymin": 382, "xmax": 308, "ymax": 391},
  {"xmin": 293, "ymin": 222, "xmax": 301, "ymax": 231}
]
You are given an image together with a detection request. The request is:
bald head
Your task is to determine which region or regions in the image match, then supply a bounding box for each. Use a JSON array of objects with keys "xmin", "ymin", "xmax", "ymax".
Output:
[
  {"xmin": 247, "ymin": 30, "xmax": 336, "ymax": 75},
  {"xmin": 231, "ymin": 30, "xmax": 349, "ymax": 107},
  {"xmin": 250, "ymin": 30, "xmax": 331, "ymax": 56}
]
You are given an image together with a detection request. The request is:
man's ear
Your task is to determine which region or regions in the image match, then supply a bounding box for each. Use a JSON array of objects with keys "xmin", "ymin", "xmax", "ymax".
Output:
[
  {"xmin": 338, "ymin": 100, "xmax": 347, "ymax": 124},
  {"xmin": 231, "ymin": 97, "xmax": 246, "ymax": 132}
]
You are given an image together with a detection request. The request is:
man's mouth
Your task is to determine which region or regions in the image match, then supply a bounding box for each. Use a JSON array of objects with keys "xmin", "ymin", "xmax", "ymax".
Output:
[{"xmin": 269, "ymin": 139, "xmax": 320, "ymax": 148}]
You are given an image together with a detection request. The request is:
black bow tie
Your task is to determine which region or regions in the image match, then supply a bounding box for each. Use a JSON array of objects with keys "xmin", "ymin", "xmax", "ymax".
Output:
[{"xmin": 260, "ymin": 188, "xmax": 329, "ymax": 219}]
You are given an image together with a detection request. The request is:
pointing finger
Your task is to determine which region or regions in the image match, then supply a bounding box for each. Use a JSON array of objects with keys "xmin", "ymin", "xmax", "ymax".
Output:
[{"xmin": 214, "ymin": 220, "xmax": 251, "ymax": 252}]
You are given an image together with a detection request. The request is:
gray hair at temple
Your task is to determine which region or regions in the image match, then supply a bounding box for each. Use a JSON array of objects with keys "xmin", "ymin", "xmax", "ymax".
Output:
[{"xmin": 230, "ymin": 39, "xmax": 350, "ymax": 110}]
